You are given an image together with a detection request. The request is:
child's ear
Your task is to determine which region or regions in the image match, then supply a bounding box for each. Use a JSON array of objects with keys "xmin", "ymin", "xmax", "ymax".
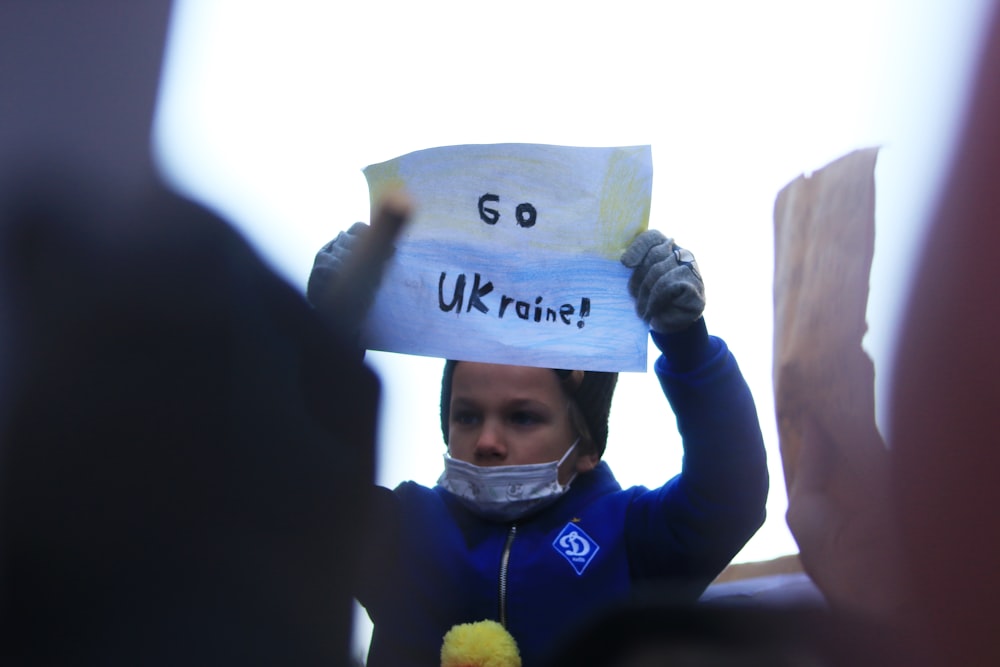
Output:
[{"xmin": 575, "ymin": 448, "xmax": 601, "ymax": 474}]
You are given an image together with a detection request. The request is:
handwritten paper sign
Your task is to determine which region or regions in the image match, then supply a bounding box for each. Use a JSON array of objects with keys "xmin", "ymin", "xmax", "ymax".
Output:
[{"xmin": 360, "ymin": 143, "xmax": 652, "ymax": 372}]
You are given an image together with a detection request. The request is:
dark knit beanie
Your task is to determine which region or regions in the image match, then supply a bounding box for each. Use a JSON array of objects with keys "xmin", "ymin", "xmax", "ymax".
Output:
[{"xmin": 439, "ymin": 360, "xmax": 619, "ymax": 456}]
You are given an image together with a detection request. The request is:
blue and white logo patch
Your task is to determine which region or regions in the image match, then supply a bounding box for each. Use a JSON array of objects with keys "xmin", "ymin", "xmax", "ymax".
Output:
[{"xmin": 552, "ymin": 522, "xmax": 600, "ymax": 575}]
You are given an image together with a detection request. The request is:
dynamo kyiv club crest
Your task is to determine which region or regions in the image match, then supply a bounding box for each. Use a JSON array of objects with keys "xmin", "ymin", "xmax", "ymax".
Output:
[{"xmin": 552, "ymin": 522, "xmax": 600, "ymax": 575}]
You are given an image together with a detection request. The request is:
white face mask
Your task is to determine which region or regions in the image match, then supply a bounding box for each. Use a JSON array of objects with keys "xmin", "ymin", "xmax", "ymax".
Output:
[{"xmin": 437, "ymin": 439, "xmax": 580, "ymax": 522}]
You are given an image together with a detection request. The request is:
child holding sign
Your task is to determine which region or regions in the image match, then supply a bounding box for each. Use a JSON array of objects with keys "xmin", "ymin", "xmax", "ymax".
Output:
[{"xmin": 308, "ymin": 213, "xmax": 768, "ymax": 667}]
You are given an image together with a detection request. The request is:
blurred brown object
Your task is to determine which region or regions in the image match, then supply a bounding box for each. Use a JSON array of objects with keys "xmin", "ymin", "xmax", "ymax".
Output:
[
  {"xmin": 772, "ymin": 148, "xmax": 900, "ymax": 618},
  {"xmin": 773, "ymin": 4, "xmax": 1000, "ymax": 663},
  {"xmin": 772, "ymin": 147, "xmax": 880, "ymax": 492},
  {"xmin": 890, "ymin": 5, "xmax": 1000, "ymax": 666}
]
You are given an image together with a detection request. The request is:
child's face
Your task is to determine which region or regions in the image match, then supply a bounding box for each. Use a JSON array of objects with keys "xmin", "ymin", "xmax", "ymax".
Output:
[{"xmin": 448, "ymin": 362, "xmax": 599, "ymax": 484}]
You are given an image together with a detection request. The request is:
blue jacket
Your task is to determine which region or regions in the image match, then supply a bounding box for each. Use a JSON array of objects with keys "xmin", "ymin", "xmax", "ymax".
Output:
[{"xmin": 356, "ymin": 319, "xmax": 769, "ymax": 666}]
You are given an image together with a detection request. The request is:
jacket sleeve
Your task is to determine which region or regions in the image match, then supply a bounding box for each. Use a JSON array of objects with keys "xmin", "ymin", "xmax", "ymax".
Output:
[{"xmin": 625, "ymin": 317, "xmax": 769, "ymax": 592}]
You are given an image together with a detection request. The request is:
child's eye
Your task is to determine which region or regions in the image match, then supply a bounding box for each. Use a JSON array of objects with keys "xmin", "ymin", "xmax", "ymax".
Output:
[
  {"xmin": 509, "ymin": 411, "xmax": 542, "ymax": 426},
  {"xmin": 452, "ymin": 411, "xmax": 480, "ymax": 426}
]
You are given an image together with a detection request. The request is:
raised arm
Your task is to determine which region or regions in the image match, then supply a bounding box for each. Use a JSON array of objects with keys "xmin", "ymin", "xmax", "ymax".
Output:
[{"xmin": 621, "ymin": 230, "xmax": 769, "ymax": 588}]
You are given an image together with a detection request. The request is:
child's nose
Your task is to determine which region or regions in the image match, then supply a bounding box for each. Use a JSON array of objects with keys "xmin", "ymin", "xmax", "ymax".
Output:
[{"xmin": 473, "ymin": 422, "xmax": 506, "ymax": 462}]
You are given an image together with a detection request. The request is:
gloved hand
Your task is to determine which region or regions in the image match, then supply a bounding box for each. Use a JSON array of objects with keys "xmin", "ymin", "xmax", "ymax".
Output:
[
  {"xmin": 306, "ymin": 221, "xmax": 373, "ymax": 310},
  {"xmin": 306, "ymin": 192, "xmax": 412, "ymax": 340},
  {"xmin": 620, "ymin": 229, "xmax": 705, "ymax": 333}
]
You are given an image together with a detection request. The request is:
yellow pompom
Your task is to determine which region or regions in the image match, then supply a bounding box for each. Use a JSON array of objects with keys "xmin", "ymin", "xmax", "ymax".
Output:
[{"xmin": 440, "ymin": 619, "xmax": 522, "ymax": 667}]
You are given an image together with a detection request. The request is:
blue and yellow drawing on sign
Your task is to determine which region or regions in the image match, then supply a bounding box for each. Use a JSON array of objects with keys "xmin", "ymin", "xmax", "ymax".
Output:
[{"xmin": 361, "ymin": 143, "xmax": 652, "ymax": 372}]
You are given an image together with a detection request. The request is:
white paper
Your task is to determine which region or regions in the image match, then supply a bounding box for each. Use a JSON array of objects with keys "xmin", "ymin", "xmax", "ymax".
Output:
[{"xmin": 361, "ymin": 143, "xmax": 651, "ymax": 371}]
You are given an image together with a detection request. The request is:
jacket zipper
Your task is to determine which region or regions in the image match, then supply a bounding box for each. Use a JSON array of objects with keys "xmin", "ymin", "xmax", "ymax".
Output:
[{"xmin": 498, "ymin": 524, "xmax": 517, "ymax": 627}]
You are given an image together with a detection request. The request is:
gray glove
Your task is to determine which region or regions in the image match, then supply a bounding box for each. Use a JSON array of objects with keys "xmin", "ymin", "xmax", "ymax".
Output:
[
  {"xmin": 306, "ymin": 221, "xmax": 388, "ymax": 341},
  {"xmin": 306, "ymin": 193, "xmax": 412, "ymax": 341},
  {"xmin": 621, "ymin": 229, "xmax": 705, "ymax": 333},
  {"xmin": 306, "ymin": 222, "xmax": 372, "ymax": 310}
]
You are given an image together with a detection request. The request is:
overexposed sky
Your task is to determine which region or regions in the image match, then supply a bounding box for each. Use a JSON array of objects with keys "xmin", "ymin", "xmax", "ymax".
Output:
[{"xmin": 153, "ymin": 0, "xmax": 994, "ymax": 629}]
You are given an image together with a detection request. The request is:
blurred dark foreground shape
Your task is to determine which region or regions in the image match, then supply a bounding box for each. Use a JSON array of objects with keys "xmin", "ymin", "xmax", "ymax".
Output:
[
  {"xmin": 0, "ymin": 3, "xmax": 380, "ymax": 664},
  {"xmin": 540, "ymin": 598, "xmax": 898, "ymax": 667},
  {"xmin": 0, "ymin": 173, "xmax": 380, "ymax": 666},
  {"xmin": 889, "ymin": 3, "xmax": 1000, "ymax": 666}
]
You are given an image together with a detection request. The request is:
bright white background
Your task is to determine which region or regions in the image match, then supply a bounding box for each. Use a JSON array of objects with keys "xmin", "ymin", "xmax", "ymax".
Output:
[{"xmin": 152, "ymin": 1, "xmax": 995, "ymax": 659}]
